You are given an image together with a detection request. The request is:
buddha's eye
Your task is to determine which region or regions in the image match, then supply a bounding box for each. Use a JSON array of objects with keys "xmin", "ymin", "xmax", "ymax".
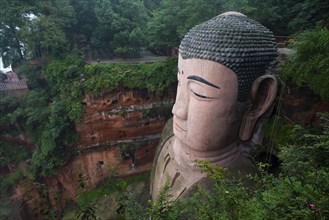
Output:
[
  {"xmin": 187, "ymin": 75, "xmax": 220, "ymax": 100},
  {"xmin": 190, "ymin": 89, "xmax": 215, "ymax": 99}
]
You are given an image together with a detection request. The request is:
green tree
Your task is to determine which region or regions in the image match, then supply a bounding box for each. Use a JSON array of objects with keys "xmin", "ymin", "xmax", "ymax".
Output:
[
  {"xmin": 146, "ymin": 0, "xmax": 251, "ymax": 54},
  {"xmin": 91, "ymin": 0, "xmax": 149, "ymax": 57},
  {"xmin": 0, "ymin": 0, "xmax": 32, "ymax": 67},
  {"xmin": 0, "ymin": 0, "xmax": 76, "ymax": 67},
  {"xmin": 4, "ymin": 54, "xmax": 85, "ymax": 179},
  {"xmin": 239, "ymin": 0, "xmax": 280, "ymax": 33},
  {"xmin": 146, "ymin": 0, "xmax": 195, "ymax": 54},
  {"xmin": 143, "ymin": 0, "xmax": 161, "ymax": 11},
  {"xmin": 282, "ymin": 28, "xmax": 329, "ymax": 101},
  {"xmin": 20, "ymin": 0, "xmax": 76, "ymax": 59},
  {"xmin": 288, "ymin": 0, "xmax": 329, "ymax": 33},
  {"xmin": 69, "ymin": 0, "xmax": 98, "ymax": 47}
]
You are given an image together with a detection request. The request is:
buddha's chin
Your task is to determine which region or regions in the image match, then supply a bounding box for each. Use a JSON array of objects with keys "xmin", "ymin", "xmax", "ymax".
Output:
[
  {"xmin": 174, "ymin": 135, "xmax": 201, "ymax": 153},
  {"xmin": 175, "ymin": 135, "xmax": 231, "ymax": 154}
]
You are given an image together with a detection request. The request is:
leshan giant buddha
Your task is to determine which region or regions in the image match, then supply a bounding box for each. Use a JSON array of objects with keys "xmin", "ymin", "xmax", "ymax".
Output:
[{"xmin": 151, "ymin": 12, "xmax": 278, "ymax": 200}]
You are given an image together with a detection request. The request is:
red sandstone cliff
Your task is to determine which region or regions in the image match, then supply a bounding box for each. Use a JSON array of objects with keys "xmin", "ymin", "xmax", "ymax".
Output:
[{"xmin": 12, "ymin": 88, "xmax": 175, "ymax": 219}]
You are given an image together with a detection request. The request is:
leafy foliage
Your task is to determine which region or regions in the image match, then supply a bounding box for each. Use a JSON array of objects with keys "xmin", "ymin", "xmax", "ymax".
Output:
[
  {"xmin": 0, "ymin": 0, "xmax": 30, "ymax": 67},
  {"xmin": 25, "ymin": 55, "xmax": 85, "ymax": 178},
  {"xmin": 146, "ymin": 0, "xmax": 232, "ymax": 53},
  {"xmin": 0, "ymin": 0, "xmax": 76, "ymax": 66},
  {"xmin": 282, "ymin": 28, "xmax": 329, "ymax": 101},
  {"xmin": 145, "ymin": 0, "xmax": 280, "ymax": 53},
  {"xmin": 2, "ymin": 0, "xmax": 328, "ymax": 66},
  {"xmin": 91, "ymin": 0, "xmax": 149, "ymax": 57},
  {"xmin": 146, "ymin": 0, "xmax": 329, "ymax": 52},
  {"xmin": 84, "ymin": 57, "xmax": 177, "ymax": 95},
  {"xmin": 0, "ymin": 96, "xmax": 23, "ymax": 135},
  {"xmin": 0, "ymin": 55, "xmax": 85, "ymax": 179},
  {"xmin": 0, "ymin": 141, "xmax": 30, "ymax": 167},
  {"xmin": 69, "ymin": 0, "xmax": 98, "ymax": 46},
  {"xmin": 147, "ymin": 183, "xmax": 175, "ymax": 219},
  {"xmin": 0, "ymin": 170, "xmax": 23, "ymax": 196},
  {"xmin": 264, "ymin": 116, "xmax": 295, "ymax": 147},
  {"xmin": 75, "ymin": 174, "xmax": 98, "ymax": 220},
  {"xmin": 73, "ymin": 172, "xmax": 151, "ymax": 220},
  {"xmin": 288, "ymin": 0, "xmax": 329, "ymax": 33}
]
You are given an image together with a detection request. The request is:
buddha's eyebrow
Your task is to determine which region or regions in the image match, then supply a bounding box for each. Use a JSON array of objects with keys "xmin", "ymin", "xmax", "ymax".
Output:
[{"xmin": 187, "ymin": 75, "xmax": 220, "ymax": 89}]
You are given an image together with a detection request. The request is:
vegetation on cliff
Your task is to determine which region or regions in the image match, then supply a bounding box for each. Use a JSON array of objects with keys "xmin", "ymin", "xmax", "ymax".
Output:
[
  {"xmin": 282, "ymin": 28, "xmax": 329, "ymax": 101},
  {"xmin": 84, "ymin": 57, "xmax": 177, "ymax": 95},
  {"xmin": 1, "ymin": 55, "xmax": 177, "ymax": 181}
]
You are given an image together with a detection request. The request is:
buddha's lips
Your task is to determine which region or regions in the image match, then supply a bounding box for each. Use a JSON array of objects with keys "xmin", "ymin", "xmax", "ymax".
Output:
[{"xmin": 174, "ymin": 122, "xmax": 186, "ymax": 132}]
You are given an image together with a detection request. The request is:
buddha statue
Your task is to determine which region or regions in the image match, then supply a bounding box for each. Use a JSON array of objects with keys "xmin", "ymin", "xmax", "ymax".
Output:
[{"xmin": 150, "ymin": 12, "xmax": 278, "ymax": 200}]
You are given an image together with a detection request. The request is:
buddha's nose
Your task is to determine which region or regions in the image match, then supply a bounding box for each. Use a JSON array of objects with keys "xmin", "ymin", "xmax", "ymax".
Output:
[{"xmin": 172, "ymin": 88, "xmax": 188, "ymax": 120}]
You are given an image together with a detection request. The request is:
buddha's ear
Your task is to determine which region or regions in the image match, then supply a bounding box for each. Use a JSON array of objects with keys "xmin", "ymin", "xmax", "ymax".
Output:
[{"xmin": 239, "ymin": 75, "xmax": 278, "ymax": 141}]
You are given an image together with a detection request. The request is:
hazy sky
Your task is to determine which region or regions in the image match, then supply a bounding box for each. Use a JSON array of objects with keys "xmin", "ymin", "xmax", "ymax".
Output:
[{"xmin": 0, "ymin": 58, "xmax": 12, "ymax": 72}]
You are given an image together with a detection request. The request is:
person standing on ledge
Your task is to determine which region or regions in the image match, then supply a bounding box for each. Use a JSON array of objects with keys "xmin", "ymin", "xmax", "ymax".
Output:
[{"xmin": 151, "ymin": 11, "xmax": 278, "ymax": 200}]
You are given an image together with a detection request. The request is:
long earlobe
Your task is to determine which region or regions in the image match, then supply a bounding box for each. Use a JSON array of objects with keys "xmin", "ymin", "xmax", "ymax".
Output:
[{"xmin": 239, "ymin": 75, "xmax": 278, "ymax": 141}]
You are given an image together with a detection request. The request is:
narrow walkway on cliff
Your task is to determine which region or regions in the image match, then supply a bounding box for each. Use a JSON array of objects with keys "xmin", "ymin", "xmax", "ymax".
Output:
[{"xmin": 87, "ymin": 50, "xmax": 170, "ymax": 64}]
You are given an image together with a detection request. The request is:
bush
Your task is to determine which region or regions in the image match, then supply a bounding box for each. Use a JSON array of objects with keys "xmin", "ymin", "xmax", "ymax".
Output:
[
  {"xmin": 114, "ymin": 47, "xmax": 140, "ymax": 58},
  {"xmin": 0, "ymin": 141, "xmax": 30, "ymax": 167},
  {"xmin": 282, "ymin": 28, "xmax": 329, "ymax": 101},
  {"xmin": 84, "ymin": 57, "xmax": 177, "ymax": 96},
  {"xmin": 0, "ymin": 170, "xmax": 23, "ymax": 196}
]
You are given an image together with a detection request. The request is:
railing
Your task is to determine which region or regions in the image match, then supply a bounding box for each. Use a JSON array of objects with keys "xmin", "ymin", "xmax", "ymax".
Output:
[{"xmin": 0, "ymin": 81, "xmax": 28, "ymax": 91}]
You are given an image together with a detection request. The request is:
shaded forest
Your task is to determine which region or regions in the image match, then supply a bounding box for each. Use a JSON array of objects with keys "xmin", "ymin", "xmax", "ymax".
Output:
[{"xmin": 1, "ymin": 0, "xmax": 329, "ymax": 67}]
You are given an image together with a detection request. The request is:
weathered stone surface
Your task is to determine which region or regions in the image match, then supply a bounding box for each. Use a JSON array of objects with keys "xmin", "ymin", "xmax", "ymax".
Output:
[
  {"xmin": 65, "ymin": 89, "xmax": 174, "ymax": 186},
  {"xmin": 76, "ymin": 89, "xmax": 174, "ymax": 150},
  {"xmin": 12, "ymin": 88, "xmax": 175, "ymax": 220}
]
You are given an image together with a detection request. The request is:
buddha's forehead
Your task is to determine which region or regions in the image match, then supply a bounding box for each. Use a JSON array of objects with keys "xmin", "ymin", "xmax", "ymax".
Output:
[{"xmin": 178, "ymin": 55, "xmax": 238, "ymax": 86}]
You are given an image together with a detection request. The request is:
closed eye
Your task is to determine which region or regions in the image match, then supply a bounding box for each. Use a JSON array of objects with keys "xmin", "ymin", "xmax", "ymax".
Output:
[{"xmin": 190, "ymin": 89, "xmax": 216, "ymax": 99}]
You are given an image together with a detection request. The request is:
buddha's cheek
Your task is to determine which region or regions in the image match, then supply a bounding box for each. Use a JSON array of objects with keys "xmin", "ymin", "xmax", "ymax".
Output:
[{"xmin": 184, "ymin": 100, "xmax": 238, "ymax": 151}]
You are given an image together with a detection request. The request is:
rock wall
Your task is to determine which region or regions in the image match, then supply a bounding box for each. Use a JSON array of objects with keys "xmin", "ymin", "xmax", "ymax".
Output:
[
  {"xmin": 13, "ymin": 88, "xmax": 175, "ymax": 219},
  {"xmin": 57, "ymin": 88, "xmax": 174, "ymax": 190}
]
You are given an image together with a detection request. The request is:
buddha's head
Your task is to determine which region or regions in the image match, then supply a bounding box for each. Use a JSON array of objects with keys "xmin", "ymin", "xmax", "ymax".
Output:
[{"xmin": 172, "ymin": 12, "xmax": 278, "ymax": 154}]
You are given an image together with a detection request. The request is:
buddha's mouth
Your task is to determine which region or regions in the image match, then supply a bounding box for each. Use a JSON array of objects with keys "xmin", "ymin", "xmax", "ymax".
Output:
[{"xmin": 174, "ymin": 122, "xmax": 187, "ymax": 132}]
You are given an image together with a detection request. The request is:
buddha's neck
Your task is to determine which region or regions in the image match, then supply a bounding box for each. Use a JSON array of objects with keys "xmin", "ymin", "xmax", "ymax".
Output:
[{"xmin": 173, "ymin": 138, "xmax": 241, "ymax": 168}]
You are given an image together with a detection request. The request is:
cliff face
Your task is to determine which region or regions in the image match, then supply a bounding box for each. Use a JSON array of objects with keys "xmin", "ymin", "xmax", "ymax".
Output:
[
  {"xmin": 61, "ymin": 88, "xmax": 174, "ymax": 187},
  {"xmin": 13, "ymin": 88, "xmax": 175, "ymax": 219}
]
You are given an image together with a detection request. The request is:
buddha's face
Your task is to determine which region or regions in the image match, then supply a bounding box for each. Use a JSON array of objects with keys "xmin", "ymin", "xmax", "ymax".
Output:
[{"xmin": 172, "ymin": 55, "xmax": 246, "ymax": 152}]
